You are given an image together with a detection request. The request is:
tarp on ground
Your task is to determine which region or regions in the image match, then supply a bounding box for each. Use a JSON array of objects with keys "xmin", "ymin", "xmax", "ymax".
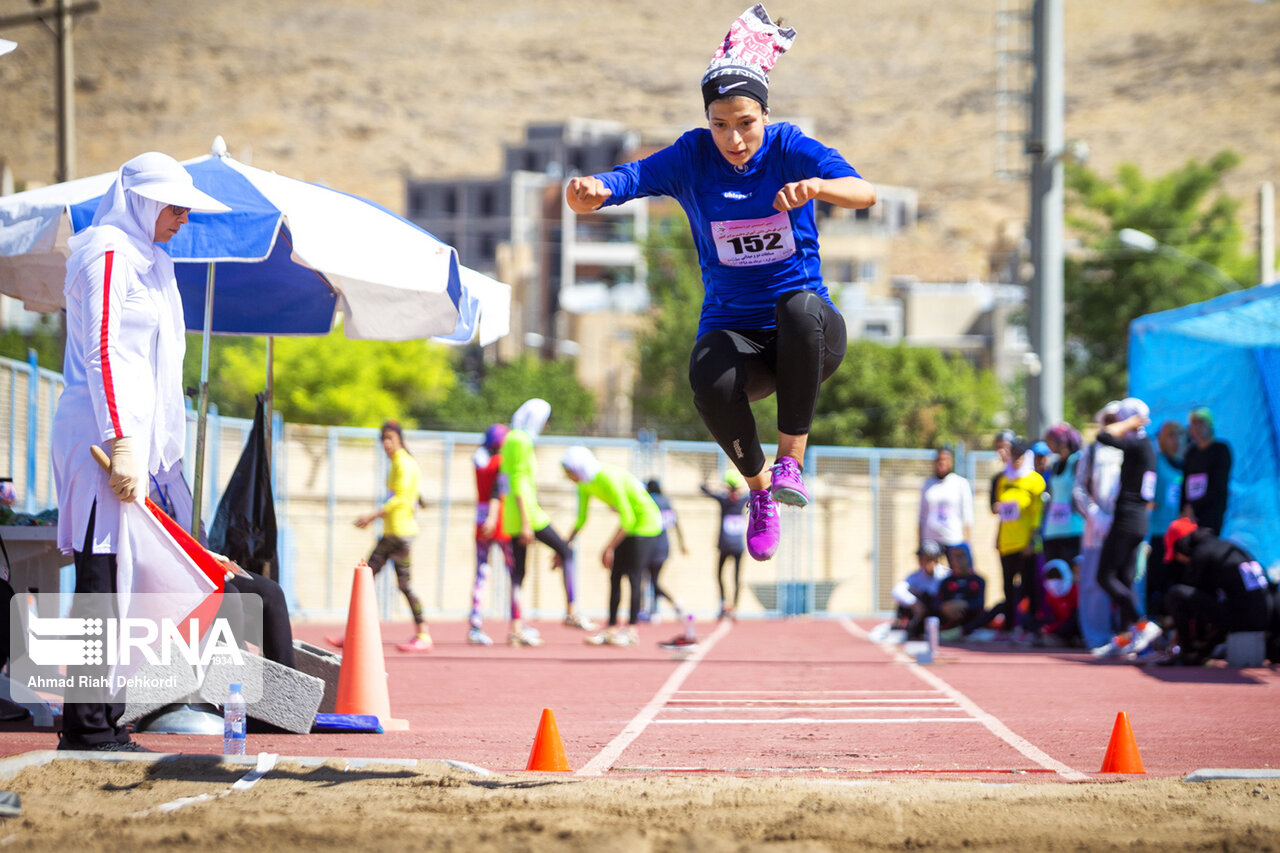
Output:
[{"xmin": 1128, "ymin": 280, "xmax": 1280, "ymax": 570}]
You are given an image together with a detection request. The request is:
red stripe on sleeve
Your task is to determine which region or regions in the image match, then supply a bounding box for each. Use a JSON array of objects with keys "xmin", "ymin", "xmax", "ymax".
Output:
[{"xmin": 99, "ymin": 250, "xmax": 124, "ymax": 438}]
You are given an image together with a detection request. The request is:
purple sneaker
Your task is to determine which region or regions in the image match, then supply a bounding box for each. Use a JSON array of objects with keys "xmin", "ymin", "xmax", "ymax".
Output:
[
  {"xmin": 746, "ymin": 489, "xmax": 780, "ymax": 561},
  {"xmin": 769, "ymin": 456, "xmax": 810, "ymax": 507}
]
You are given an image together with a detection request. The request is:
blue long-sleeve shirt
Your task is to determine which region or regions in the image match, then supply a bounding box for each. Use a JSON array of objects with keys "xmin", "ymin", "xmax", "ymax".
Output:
[{"xmin": 595, "ymin": 122, "xmax": 862, "ymax": 338}]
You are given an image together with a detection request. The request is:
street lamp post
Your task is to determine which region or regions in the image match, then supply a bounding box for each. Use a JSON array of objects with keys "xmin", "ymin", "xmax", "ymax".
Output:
[{"xmin": 1117, "ymin": 228, "xmax": 1239, "ymax": 292}]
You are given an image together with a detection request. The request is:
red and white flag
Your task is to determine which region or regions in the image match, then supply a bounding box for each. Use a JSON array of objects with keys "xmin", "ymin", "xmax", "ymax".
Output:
[{"xmin": 110, "ymin": 494, "xmax": 225, "ymax": 685}]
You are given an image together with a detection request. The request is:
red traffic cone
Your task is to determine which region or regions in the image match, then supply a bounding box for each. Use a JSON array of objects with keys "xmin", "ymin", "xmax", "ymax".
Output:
[
  {"xmin": 525, "ymin": 708, "xmax": 571, "ymax": 771},
  {"xmin": 1099, "ymin": 711, "xmax": 1145, "ymax": 773},
  {"xmin": 333, "ymin": 562, "xmax": 409, "ymax": 731}
]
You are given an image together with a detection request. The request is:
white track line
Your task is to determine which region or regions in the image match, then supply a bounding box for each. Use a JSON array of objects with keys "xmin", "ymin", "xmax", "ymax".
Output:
[
  {"xmin": 654, "ymin": 717, "xmax": 980, "ymax": 725},
  {"xmin": 841, "ymin": 619, "xmax": 1088, "ymax": 781},
  {"xmin": 575, "ymin": 620, "xmax": 732, "ymax": 777}
]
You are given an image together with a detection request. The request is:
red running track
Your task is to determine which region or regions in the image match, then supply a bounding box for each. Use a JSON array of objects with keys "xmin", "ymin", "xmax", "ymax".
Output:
[{"xmin": 2, "ymin": 618, "xmax": 1277, "ymax": 780}]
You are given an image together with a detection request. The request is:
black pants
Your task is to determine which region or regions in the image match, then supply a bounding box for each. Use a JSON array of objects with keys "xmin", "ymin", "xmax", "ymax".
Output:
[
  {"xmin": 1000, "ymin": 551, "xmax": 1040, "ymax": 631},
  {"xmin": 510, "ymin": 524, "xmax": 574, "ymax": 599},
  {"xmin": 64, "ymin": 503, "xmax": 130, "ymax": 748},
  {"xmin": 1165, "ymin": 584, "xmax": 1227, "ymax": 663},
  {"xmin": 1097, "ymin": 526, "xmax": 1145, "ymax": 628},
  {"xmin": 644, "ymin": 543, "xmax": 678, "ymax": 613},
  {"xmin": 221, "ymin": 573, "xmax": 296, "ymax": 669},
  {"xmin": 1145, "ymin": 531, "xmax": 1174, "ymax": 620},
  {"xmin": 689, "ymin": 290, "xmax": 846, "ymax": 478},
  {"xmin": 717, "ymin": 550, "xmax": 744, "ymax": 611},
  {"xmin": 609, "ymin": 535, "xmax": 658, "ymax": 627}
]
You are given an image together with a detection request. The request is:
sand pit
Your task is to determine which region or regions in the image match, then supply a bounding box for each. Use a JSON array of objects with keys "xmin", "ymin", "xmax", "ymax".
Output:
[{"xmin": 0, "ymin": 755, "xmax": 1276, "ymax": 851}]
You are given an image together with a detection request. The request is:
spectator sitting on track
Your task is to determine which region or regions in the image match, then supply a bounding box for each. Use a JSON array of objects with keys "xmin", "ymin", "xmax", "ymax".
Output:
[
  {"xmin": 891, "ymin": 540, "xmax": 951, "ymax": 641},
  {"xmin": 918, "ymin": 446, "xmax": 976, "ymax": 579},
  {"xmin": 935, "ymin": 554, "xmax": 986, "ymax": 642},
  {"xmin": 1158, "ymin": 517, "xmax": 1271, "ymax": 667},
  {"xmin": 1036, "ymin": 559, "xmax": 1080, "ymax": 647},
  {"xmin": 1181, "ymin": 406, "xmax": 1232, "ymax": 534}
]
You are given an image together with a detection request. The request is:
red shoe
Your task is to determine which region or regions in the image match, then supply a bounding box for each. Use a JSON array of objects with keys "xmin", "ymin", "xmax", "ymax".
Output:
[{"xmin": 396, "ymin": 634, "xmax": 434, "ymax": 653}]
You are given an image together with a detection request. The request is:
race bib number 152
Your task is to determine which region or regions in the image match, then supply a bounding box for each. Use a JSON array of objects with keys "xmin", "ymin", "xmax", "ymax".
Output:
[{"xmin": 712, "ymin": 211, "xmax": 796, "ymax": 267}]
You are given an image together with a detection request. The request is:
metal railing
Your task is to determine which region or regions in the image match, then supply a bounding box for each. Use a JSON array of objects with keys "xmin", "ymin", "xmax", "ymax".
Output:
[{"xmin": 3, "ymin": 354, "xmax": 1003, "ymax": 623}]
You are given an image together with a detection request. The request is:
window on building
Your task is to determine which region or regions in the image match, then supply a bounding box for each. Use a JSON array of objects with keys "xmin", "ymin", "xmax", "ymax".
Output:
[
  {"xmin": 442, "ymin": 189, "xmax": 457, "ymax": 215},
  {"xmin": 864, "ymin": 322, "xmax": 891, "ymax": 340}
]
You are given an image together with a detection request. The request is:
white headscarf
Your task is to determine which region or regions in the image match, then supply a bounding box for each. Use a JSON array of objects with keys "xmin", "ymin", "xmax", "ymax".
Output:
[
  {"xmin": 512, "ymin": 398, "xmax": 551, "ymax": 438},
  {"xmin": 64, "ymin": 153, "xmax": 227, "ymax": 475},
  {"xmin": 1116, "ymin": 397, "xmax": 1149, "ymax": 438},
  {"xmin": 561, "ymin": 446, "xmax": 601, "ymax": 482}
]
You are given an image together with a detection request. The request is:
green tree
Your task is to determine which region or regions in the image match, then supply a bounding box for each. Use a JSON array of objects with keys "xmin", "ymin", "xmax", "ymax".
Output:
[
  {"xmin": 634, "ymin": 218, "xmax": 999, "ymax": 448},
  {"xmin": 814, "ymin": 341, "xmax": 1002, "ymax": 448},
  {"xmin": 632, "ymin": 221, "xmax": 707, "ymax": 439},
  {"xmin": 427, "ymin": 353, "xmax": 597, "ymax": 435},
  {"xmin": 188, "ymin": 331, "xmax": 457, "ymax": 427},
  {"xmin": 1063, "ymin": 150, "xmax": 1254, "ymax": 421},
  {"xmin": 0, "ymin": 314, "xmax": 62, "ymax": 369}
]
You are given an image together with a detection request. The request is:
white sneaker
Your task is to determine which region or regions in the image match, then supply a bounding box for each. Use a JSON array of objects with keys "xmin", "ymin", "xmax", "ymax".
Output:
[
  {"xmin": 584, "ymin": 630, "xmax": 612, "ymax": 646},
  {"xmin": 564, "ymin": 613, "xmax": 599, "ymax": 631},
  {"xmin": 1091, "ymin": 634, "xmax": 1132, "ymax": 658},
  {"xmin": 606, "ymin": 628, "xmax": 638, "ymax": 647},
  {"xmin": 1130, "ymin": 621, "xmax": 1163, "ymax": 655},
  {"xmin": 468, "ymin": 627, "xmax": 493, "ymax": 646},
  {"xmin": 508, "ymin": 627, "xmax": 543, "ymax": 647}
]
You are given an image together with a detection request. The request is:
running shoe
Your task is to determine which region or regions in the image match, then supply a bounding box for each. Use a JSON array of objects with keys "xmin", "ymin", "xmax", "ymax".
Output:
[
  {"xmin": 584, "ymin": 630, "xmax": 612, "ymax": 646},
  {"xmin": 769, "ymin": 456, "xmax": 810, "ymax": 507},
  {"xmin": 509, "ymin": 627, "xmax": 544, "ymax": 647},
  {"xmin": 746, "ymin": 488, "xmax": 780, "ymax": 561},
  {"xmin": 658, "ymin": 635, "xmax": 699, "ymax": 651},
  {"xmin": 563, "ymin": 613, "xmax": 599, "ymax": 631},
  {"xmin": 467, "ymin": 627, "xmax": 494, "ymax": 647},
  {"xmin": 606, "ymin": 628, "xmax": 638, "ymax": 647},
  {"xmin": 1130, "ymin": 620, "xmax": 1163, "ymax": 655},
  {"xmin": 396, "ymin": 634, "xmax": 434, "ymax": 653},
  {"xmin": 324, "ymin": 634, "xmax": 345, "ymax": 649},
  {"xmin": 1091, "ymin": 632, "xmax": 1132, "ymax": 658}
]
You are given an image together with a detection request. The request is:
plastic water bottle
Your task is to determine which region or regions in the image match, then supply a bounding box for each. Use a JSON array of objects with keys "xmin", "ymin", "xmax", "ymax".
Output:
[
  {"xmin": 925, "ymin": 616, "xmax": 941, "ymax": 651},
  {"xmin": 684, "ymin": 613, "xmax": 697, "ymax": 642},
  {"xmin": 223, "ymin": 683, "xmax": 246, "ymax": 755}
]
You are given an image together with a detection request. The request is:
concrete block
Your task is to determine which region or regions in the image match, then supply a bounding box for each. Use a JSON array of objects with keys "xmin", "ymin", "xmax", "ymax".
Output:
[
  {"xmin": 120, "ymin": 661, "xmax": 202, "ymax": 725},
  {"xmin": 293, "ymin": 639, "xmax": 342, "ymax": 714},
  {"xmin": 199, "ymin": 653, "xmax": 324, "ymax": 735}
]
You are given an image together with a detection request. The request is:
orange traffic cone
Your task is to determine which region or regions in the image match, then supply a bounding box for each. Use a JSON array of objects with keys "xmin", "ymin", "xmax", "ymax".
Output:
[
  {"xmin": 1099, "ymin": 711, "xmax": 1145, "ymax": 773},
  {"xmin": 525, "ymin": 708, "xmax": 571, "ymax": 771},
  {"xmin": 333, "ymin": 562, "xmax": 409, "ymax": 731}
]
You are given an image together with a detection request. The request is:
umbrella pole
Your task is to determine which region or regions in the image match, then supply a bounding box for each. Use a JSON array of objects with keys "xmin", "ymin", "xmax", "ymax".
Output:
[
  {"xmin": 264, "ymin": 336, "xmax": 274, "ymax": 475},
  {"xmin": 191, "ymin": 262, "xmax": 216, "ymax": 538}
]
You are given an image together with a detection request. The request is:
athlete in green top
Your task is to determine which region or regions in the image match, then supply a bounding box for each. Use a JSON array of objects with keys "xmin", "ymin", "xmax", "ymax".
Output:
[
  {"xmin": 562, "ymin": 446, "xmax": 663, "ymax": 647},
  {"xmin": 482, "ymin": 399, "xmax": 594, "ymax": 646}
]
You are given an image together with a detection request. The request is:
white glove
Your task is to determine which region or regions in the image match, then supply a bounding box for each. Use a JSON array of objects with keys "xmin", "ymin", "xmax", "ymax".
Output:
[{"xmin": 107, "ymin": 436, "xmax": 145, "ymax": 503}]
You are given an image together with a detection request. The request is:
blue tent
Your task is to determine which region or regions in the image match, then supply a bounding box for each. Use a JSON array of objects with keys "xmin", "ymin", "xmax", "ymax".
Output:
[{"xmin": 1128, "ymin": 280, "xmax": 1280, "ymax": 569}]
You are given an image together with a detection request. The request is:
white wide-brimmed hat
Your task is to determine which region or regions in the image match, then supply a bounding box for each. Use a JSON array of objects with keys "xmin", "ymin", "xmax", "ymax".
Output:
[{"xmin": 121, "ymin": 151, "xmax": 230, "ymax": 212}]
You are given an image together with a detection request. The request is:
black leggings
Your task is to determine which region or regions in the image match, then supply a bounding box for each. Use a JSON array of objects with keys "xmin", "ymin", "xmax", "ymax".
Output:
[
  {"xmin": 511, "ymin": 524, "xmax": 576, "ymax": 605},
  {"xmin": 1000, "ymin": 551, "xmax": 1040, "ymax": 632},
  {"xmin": 689, "ymin": 290, "xmax": 847, "ymax": 478},
  {"xmin": 717, "ymin": 551, "xmax": 743, "ymax": 610},
  {"xmin": 610, "ymin": 535, "xmax": 658, "ymax": 627},
  {"xmin": 1097, "ymin": 526, "xmax": 1145, "ymax": 628}
]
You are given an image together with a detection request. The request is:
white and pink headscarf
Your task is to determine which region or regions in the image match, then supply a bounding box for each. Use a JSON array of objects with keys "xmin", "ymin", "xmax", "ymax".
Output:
[{"xmin": 700, "ymin": 4, "xmax": 796, "ymax": 109}]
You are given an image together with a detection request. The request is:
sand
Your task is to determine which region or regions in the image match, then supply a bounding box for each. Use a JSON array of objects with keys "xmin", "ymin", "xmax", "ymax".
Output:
[{"xmin": 0, "ymin": 756, "xmax": 1277, "ymax": 851}]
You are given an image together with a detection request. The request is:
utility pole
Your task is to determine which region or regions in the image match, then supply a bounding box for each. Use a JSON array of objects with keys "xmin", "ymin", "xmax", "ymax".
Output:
[
  {"xmin": 1025, "ymin": 0, "xmax": 1064, "ymax": 438},
  {"xmin": 0, "ymin": 0, "xmax": 101, "ymax": 182}
]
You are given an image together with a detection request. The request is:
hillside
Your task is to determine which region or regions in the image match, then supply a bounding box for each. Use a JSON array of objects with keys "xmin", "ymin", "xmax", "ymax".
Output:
[{"xmin": 1, "ymin": 0, "xmax": 1278, "ymax": 282}]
